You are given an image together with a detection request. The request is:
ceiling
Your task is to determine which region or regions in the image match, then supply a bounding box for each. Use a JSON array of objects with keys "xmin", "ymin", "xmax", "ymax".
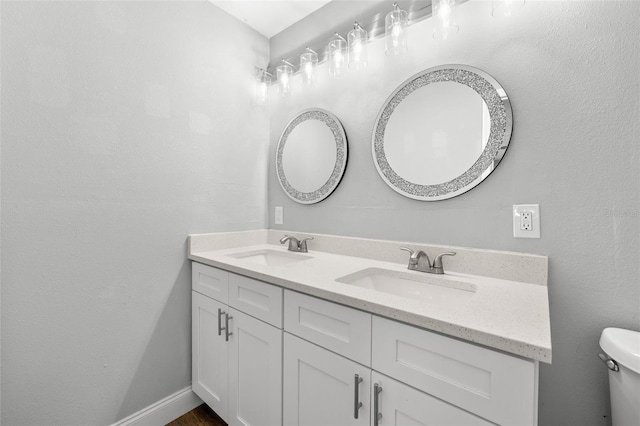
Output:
[{"xmin": 210, "ymin": 0, "xmax": 333, "ymax": 39}]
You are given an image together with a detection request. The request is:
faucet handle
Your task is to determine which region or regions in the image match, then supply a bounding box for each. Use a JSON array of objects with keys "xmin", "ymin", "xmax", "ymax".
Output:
[
  {"xmin": 400, "ymin": 247, "xmax": 419, "ymax": 269},
  {"xmin": 279, "ymin": 235, "xmax": 291, "ymax": 244},
  {"xmin": 298, "ymin": 237, "xmax": 314, "ymax": 253},
  {"xmin": 432, "ymin": 252, "xmax": 456, "ymax": 273},
  {"xmin": 400, "ymin": 246, "xmax": 415, "ymax": 255}
]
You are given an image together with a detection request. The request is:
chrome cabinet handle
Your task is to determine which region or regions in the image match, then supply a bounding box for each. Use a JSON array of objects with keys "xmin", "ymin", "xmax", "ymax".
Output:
[
  {"xmin": 373, "ymin": 383, "xmax": 382, "ymax": 426},
  {"xmin": 217, "ymin": 308, "xmax": 225, "ymax": 336},
  {"xmin": 225, "ymin": 312, "xmax": 233, "ymax": 342},
  {"xmin": 353, "ymin": 374, "xmax": 363, "ymax": 419}
]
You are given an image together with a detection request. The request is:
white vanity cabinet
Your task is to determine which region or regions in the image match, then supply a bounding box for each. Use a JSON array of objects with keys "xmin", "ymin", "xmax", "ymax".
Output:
[
  {"xmin": 191, "ymin": 263, "xmax": 283, "ymax": 426},
  {"xmin": 192, "ymin": 263, "xmax": 539, "ymax": 426}
]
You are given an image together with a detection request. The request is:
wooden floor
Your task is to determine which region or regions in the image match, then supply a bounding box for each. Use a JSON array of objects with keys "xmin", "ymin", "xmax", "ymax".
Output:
[{"xmin": 166, "ymin": 404, "xmax": 226, "ymax": 426}]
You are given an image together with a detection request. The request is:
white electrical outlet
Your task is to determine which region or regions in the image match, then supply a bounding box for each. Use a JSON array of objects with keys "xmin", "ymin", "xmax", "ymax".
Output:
[
  {"xmin": 513, "ymin": 204, "xmax": 540, "ymax": 238},
  {"xmin": 521, "ymin": 211, "xmax": 532, "ymax": 231},
  {"xmin": 275, "ymin": 206, "xmax": 284, "ymax": 225}
]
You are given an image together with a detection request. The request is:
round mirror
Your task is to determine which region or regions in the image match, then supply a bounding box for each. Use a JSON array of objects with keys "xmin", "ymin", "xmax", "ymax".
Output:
[
  {"xmin": 372, "ymin": 65, "xmax": 512, "ymax": 201},
  {"xmin": 276, "ymin": 109, "xmax": 348, "ymax": 204}
]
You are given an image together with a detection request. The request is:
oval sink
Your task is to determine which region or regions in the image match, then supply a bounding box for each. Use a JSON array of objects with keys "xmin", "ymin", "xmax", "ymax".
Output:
[
  {"xmin": 336, "ymin": 267, "xmax": 476, "ymax": 303},
  {"xmin": 227, "ymin": 249, "xmax": 312, "ymax": 267}
]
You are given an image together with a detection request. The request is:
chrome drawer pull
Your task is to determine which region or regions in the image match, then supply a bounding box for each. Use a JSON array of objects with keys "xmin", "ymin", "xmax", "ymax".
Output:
[
  {"xmin": 374, "ymin": 383, "xmax": 382, "ymax": 426},
  {"xmin": 225, "ymin": 313, "xmax": 233, "ymax": 342},
  {"xmin": 217, "ymin": 308, "xmax": 225, "ymax": 336},
  {"xmin": 354, "ymin": 374, "xmax": 363, "ymax": 419}
]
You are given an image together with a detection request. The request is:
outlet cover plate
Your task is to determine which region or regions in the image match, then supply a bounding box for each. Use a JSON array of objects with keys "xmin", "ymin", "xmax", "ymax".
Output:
[
  {"xmin": 513, "ymin": 204, "xmax": 540, "ymax": 238},
  {"xmin": 275, "ymin": 206, "xmax": 283, "ymax": 225}
]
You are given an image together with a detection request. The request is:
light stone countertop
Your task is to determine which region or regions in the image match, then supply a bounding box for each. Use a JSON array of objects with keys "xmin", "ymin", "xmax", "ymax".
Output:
[{"xmin": 188, "ymin": 231, "xmax": 552, "ymax": 364}]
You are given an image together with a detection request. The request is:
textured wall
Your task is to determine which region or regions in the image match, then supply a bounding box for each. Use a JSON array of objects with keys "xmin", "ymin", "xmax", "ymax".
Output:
[
  {"xmin": 1, "ymin": 1, "xmax": 268, "ymax": 424},
  {"xmin": 268, "ymin": 1, "xmax": 639, "ymax": 425}
]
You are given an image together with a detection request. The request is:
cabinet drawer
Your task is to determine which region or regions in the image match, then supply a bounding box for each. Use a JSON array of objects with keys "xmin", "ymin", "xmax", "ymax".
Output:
[
  {"xmin": 284, "ymin": 290, "xmax": 371, "ymax": 366},
  {"xmin": 229, "ymin": 273, "xmax": 283, "ymax": 328},
  {"xmin": 192, "ymin": 262, "xmax": 228, "ymax": 303},
  {"xmin": 372, "ymin": 316, "xmax": 537, "ymax": 426},
  {"xmin": 371, "ymin": 372, "xmax": 493, "ymax": 426}
]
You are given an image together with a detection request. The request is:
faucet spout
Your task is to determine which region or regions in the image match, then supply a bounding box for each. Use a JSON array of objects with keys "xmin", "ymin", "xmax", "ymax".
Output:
[{"xmin": 414, "ymin": 251, "xmax": 432, "ymax": 272}]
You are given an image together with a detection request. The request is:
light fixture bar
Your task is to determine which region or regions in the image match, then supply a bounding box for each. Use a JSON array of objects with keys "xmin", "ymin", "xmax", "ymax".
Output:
[{"xmin": 265, "ymin": 0, "xmax": 469, "ymax": 79}]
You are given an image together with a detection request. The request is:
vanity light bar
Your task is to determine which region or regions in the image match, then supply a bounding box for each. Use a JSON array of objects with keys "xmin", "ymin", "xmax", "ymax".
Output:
[
  {"xmin": 264, "ymin": 0, "xmax": 485, "ymax": 81},
  {"xmin": 260, "ymin": 0, "xmax": 528, "ymax": 89},
  {"xmin": 264, "ymin": 0, "xmax": 455, "ymax": 79}
]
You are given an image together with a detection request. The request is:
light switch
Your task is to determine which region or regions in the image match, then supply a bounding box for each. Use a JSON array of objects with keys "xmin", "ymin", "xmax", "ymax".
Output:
[
  {"xmin": 513, "ymin": 204, "xmax": 540, "ymax": 238},
  {"xmin": 275, "ymin": 206, "xmax": 283, "ymax": 225}
]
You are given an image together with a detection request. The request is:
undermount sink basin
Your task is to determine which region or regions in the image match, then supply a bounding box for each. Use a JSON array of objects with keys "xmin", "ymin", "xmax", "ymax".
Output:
[
  {"xmin": 336, "ymin": 268, "xmax": 477, "ymax": 303},
  {"xmin": 227, "ymin": 249, "xmax": 311, "ymax": 267}
]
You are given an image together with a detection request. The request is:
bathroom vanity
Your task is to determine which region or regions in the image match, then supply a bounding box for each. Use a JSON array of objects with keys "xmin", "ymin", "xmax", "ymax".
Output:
[{"xmin": 188, "ymin": 230, "xmax": 551, "ymax": 426}]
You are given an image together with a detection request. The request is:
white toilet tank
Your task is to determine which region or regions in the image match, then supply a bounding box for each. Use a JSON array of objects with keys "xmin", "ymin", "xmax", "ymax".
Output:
[{"xmin": 599, "ymin": 327, "xmax": 640, "ymax": 426}]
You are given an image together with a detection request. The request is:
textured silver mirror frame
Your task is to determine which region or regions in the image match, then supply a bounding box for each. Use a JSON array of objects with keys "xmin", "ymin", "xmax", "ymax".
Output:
[
  {"xmin": 372, "ymin": 64, "xmax": 513, "ymax": 201},
  {"xmin": 276, "ymin": 108, "xmax": 348, "ymax": 204}
]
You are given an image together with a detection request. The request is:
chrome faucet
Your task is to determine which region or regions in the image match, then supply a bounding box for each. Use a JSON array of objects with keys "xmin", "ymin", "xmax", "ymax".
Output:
[
  {"xmin": 280, "ymin": 235, "xmax": 314, "ymax": 253},
  {"xmin": 400, "ymin": 247, "xmax": 456, "ymax": 274}
]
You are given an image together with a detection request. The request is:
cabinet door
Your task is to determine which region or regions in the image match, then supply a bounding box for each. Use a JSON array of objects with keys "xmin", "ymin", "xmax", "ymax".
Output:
[
  {"xmin": 283, "ymin": 333, "xmax": 370, "ymax": 426},
  {"xmin": 192, "ymin": 291, "xmax": 229, "ymax": 422},
  {"xmin": 228, "ymin": 308, "xmax": 283, "ymax": 426},
  {"xmin": 371, "ymin": 372, "xmax": 493, "ymax": 426}
]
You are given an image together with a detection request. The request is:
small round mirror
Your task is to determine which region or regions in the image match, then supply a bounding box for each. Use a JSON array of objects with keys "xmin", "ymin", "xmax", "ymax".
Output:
[{"xmin": 276, "ymin": 109, "xmax": 348, "ymax": 204}]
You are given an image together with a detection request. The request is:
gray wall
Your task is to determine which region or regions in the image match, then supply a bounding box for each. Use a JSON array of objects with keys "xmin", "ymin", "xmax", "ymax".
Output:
[
  {"xmin": 1, "ymin": 1, "xmax": 268, "ymax": 424},
  {"xmin": 268, "ymin": 1, "xmax": 639, "ymax": 425}
]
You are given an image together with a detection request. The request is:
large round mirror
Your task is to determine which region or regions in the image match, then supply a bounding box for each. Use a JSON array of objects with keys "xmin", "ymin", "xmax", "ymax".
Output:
[
  {"xmin": 372, "ymin": 65, "xmax": 512, "ymax": 201},
  {"xmin": 276, "ymin": 109, "xmax": 348, "ymax": 204}
]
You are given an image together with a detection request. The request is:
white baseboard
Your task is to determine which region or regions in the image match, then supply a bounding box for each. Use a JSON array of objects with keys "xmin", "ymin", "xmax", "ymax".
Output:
[{"xmin": 112, "ymin": 387, "xmax": 203, "ymax": 426}]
